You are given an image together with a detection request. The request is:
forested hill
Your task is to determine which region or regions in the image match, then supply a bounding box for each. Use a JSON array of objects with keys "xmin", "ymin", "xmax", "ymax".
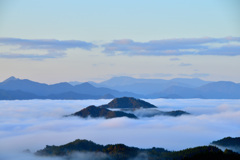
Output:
[{"xmin": 36, "ymin": 139, "xmax": 240, "ymax": 160}]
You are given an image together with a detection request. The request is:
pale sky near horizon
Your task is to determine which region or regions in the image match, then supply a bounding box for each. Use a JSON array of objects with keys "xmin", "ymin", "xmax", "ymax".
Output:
[{"xmin": 0, "ymin": 0, "xmax": 240, "ymax": 83}]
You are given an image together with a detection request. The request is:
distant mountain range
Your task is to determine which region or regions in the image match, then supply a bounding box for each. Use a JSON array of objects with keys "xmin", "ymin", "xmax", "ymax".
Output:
[
  {"xmin": 0, "ymin": 76, "xmax": 140, "ymax": 100},
  {"xmin": 0, "ymin": 76, "xmax": 240, "ymax": 100},
  {"xmin": 89, "ymin": 76, "xmax": 240, "ymax": 99},
  {"xmin": 88, "ymin": 76, "xmax": 212, "ymax": 94},
  {"xmin": 36, "ymin": 137, "xmax": 240, "ymax": 160}
]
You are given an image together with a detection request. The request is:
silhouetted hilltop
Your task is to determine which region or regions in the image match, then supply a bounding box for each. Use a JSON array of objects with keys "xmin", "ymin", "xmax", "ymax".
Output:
[
  {"xmin": 212, "ymin": 137, "xmax": 240, "ymax": 147},
  {"xmin": 68, "ymin": 97, "xmax": 189, "ymax": 119},
  {"xmin": 164, "ymin": 110, "xmax": 190, "ymax": 117},
  {"xmin": 211, "ymin": 137, "xmax": 240, "ymax": 153},
  {"xmin": 100, "ymin": 97, "xmax": 157, "ymax": 109},
  {"xmin": 36, "ymin": 139, "xmax": 240, "ymax": 160},
  {"xmin": 36, "ymin": 139, "xmax": 104, "ymax": 156},
  {"xmin": 70, "ymin": 105, "xmax": 137, "ymax": 119},
  {"xmin": 103, "ymin": 144, "xmax": 141, "ymax": 160},
  {"xmin": 36, "ymin": 139, "xmax": 166, "ymax": 159}
]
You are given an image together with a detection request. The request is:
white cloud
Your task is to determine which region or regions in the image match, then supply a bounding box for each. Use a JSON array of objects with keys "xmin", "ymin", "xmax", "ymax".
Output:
[
  {"xmin": 0, "ymin": 38, "xmax": 96, "ymax": 60},
  {"xmin": 0, "ymin": 99, "xmax": 240, "ymax": 159},
  {"xmin": 179, "ymin": 63, "xmax": 192, "ymax": 67},
  {"xmin": 179, "ymin": 73, "xmax": 210, "ymax": 78},
  {"xmin": 169, "ymin": 57, "xmax": 180, "ymax": 61},
  {"xmin": 103, "ymin": 37, "xmax": 240, "ymax": 56}
]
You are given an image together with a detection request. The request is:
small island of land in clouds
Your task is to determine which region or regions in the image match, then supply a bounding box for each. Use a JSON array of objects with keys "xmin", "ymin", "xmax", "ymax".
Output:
[{"xmin": 67, "ymin": 97, "xmax": 189, "ymax": 119}]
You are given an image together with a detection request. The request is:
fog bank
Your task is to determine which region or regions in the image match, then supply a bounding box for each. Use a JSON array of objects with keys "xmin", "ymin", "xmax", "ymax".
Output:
[{"xmin": 0, "ymin": 99, "xmax": 239, "ymax": 155}]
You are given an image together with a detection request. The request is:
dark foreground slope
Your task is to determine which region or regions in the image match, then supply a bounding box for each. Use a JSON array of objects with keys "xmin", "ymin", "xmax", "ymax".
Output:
[
  {"xmin": 100, "ymin": 97, "xmax": 157, "ymax": 109},
  {"xmin": 70, "ymin": 105, "xmax": 137, "ymax": 119},
  {"xmin": 36, "ymin": 139, "xmax": 240, "ymax": 160}
]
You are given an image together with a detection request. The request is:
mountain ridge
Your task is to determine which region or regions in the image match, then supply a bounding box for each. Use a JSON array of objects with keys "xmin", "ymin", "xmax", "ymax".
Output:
[
  {"xmin": 0, "ymin": 77, "xmax": 141, "ymax": 99},
  {"xmin": 70, "ymin": 105, "xmax": 138, "ymax": 119},
  {"xmin": 1, "ymin": 76, "xmax": 240, "ymax": 100},
  {"xmin": 36, "ymin": 138, "xmax": 240, "ymax": 160},
  {"xmin": 100, "ymin": 97, "xmax": 157, "ymax": 109}
]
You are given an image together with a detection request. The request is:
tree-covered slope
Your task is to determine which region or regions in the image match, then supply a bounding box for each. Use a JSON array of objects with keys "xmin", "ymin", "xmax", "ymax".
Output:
[{"xmin": 36, "ymin": 139, "xmax": 240, "ymax": 160}]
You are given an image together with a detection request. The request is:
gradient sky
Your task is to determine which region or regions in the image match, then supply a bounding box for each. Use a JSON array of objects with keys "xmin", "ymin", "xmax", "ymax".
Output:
[{"xmin": 0, "ymin": 0, "xmax": 240, "ymax": 83}]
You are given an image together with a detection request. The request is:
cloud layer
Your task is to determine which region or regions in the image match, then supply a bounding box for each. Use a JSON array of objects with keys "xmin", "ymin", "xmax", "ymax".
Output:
[
  {"xmin": 0, "ymin": 38, "xmax": 96, "ymax": 60},
  {"xmin": 179, "ymin": 73, "xmax": 210, "ymax": 78},
  {"xmin": 103, "ymin": 37, "xmax": 240, "ymax": 56},
  {"xmin": 1, "ymin": 99, "xmax": 240, "ymax": 153}
]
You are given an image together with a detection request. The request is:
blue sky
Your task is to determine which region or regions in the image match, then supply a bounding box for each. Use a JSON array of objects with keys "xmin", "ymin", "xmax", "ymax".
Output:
[{"xmin": 0, "ymin": 0, "xmax": 239, "ymax": 83}]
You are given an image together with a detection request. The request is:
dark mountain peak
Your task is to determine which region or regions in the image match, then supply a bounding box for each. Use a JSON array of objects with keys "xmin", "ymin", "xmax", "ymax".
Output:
[
  {"xmin": 80, "ymin": 105, "xmax": 101, "ymax": 112},
  {"xmin": 211, "ymin": 137, "xmax": 240, "ymax": 147},
  {"xmin": 2, "ymin": 76, "xmax": 44, "ymax": 84},
  {"xmin": 36, "ymin": 139, "xmax": 104, "ymax": 156},
  {"xmin": 71, "ymin": 105, "xmax": 137, "ymax": 119},
  {"xmin": 100, "ymin": 97, "xmax": 157, "ymax": 109},
  {"xmin": 3, "ymin": 76, "xmax": 19, "ymax": 82},
  {"xmin": 211, "ymin": 137, "xmax": 240, "ymax": 153},
  {"xmin": 64, "ymin": 139, "xmax": 101, "ymax": 149}
]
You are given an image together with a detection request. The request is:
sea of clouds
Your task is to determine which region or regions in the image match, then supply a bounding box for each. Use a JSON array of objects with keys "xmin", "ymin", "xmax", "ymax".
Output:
[{"xmin": 0, "ymin": 99, "xmax": 240, "ymax": 159}]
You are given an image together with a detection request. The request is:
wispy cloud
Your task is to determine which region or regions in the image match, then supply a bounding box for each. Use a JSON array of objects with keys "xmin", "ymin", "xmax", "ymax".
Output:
[
  {"xmin": 0, "ymin": 52, "xmax": 66, "ymax": 60},
  {"xmin": 179, "ymin": 73, "xmax": 210, "ymax": 78},
  {"xmin": 0, "ymin": 38, "xmax": 96, "ymax": 50},
  {"xmin": 0, "ymin": 38, "xmax": 97, "ymax": 60},
  {"xmin": 102, "ymin": 37, "xmax": 240, "ymax": 56},
  {"xmin": 169, "ymin": 57, "xmax": 180, "ymax": 61},
  {"xmin": 153, "ymin": 73, "xmax": 173, "ymax": 78},
  {"xmin": 179, "ymin": 63, "xmax": 192, "ymax": 67},
  {"xmin": 1, "ymin": 99, "xmax": 240, "ymax": 154}
]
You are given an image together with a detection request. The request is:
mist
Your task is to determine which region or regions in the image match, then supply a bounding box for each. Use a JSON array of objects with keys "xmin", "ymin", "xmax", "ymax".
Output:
[{"xmin": 0, "ymin": 99, "xmax": 240, "ymax": 159}]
